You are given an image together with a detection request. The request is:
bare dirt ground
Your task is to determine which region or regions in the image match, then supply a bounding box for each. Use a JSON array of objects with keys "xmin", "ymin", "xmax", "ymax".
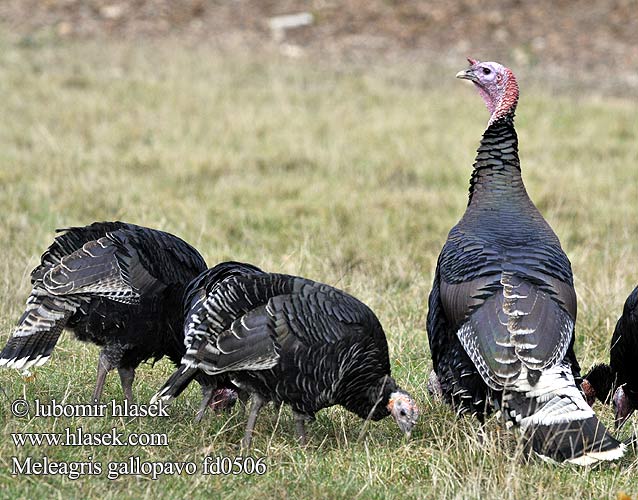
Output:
[{"xmin": 1, "ymin": 0, "xmax": 637, "ymax": 92}]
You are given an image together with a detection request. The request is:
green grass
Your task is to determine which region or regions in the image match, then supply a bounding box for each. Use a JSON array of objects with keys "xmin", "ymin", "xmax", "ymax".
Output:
[{"xmin": 0, "ymin": 32, "xmax": 636, "ymax": 499}]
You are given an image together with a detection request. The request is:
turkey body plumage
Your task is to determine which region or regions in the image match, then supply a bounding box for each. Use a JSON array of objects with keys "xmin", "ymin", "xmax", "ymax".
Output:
[
  {"xmin": 153, "ymin": 261, "xmax": 418, "ymax": 448},
  {"xmin": 0, "ymin": 221, "xmax": 209, "ymax": 405},
  {"xmin": 428, "ymin": 118, "xmax": 579, "ymax": 417},
  {"xmin": 609, "ymin": 287, "xmax": 638, "ymax": 405},
  {"xmin": 427, "ymin": 61, "xmax": 624, "ymax": 464}
]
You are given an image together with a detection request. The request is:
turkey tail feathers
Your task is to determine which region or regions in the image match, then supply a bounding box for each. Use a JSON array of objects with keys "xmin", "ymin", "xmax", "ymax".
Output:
[
  {"xmin": 503, "ymin": 364, "xmax": 625, "ymax": 464},
  {"xmin": 0, "ymin": 291, "xmax": 79, "ymax": 371},
  {"xmin": 151, "ymin": 365, "xmax": 199, "ymax": 404}
]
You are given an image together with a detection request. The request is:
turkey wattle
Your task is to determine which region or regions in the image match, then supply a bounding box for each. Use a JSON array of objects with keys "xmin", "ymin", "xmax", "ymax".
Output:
[{"xmin": 426, "ymin": 59, "xmax": 624, "ymax": 464}]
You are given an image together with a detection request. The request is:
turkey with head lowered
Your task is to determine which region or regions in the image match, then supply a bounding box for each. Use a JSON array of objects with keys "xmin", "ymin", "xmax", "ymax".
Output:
[
  {"xmin": 0, "ymin": 221, "xmax": 219, "ymax": 421},
  {"xmin": 153, "ymin": 261, "xmax": 419, "ymax": 449},
  {"xmin": 582, "ymin": 286, "xmax": 638, "ymax": 429}
]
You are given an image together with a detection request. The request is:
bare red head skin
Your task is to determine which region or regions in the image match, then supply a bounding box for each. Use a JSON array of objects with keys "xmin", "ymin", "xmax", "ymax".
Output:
[
  {"xmin": 456, "ymin": 58, "xmax": 519, "ymax": 125},
  {"xmin": 208, "ymin": 388, "xmax": 238, "ymax": 412},
  {"xmin": 581, "ymin": 379, "xmax": 597, "ymax": 407},
  {"xmin": 613, "ymin": 385, "xmax": 635, "ymax": 430}
]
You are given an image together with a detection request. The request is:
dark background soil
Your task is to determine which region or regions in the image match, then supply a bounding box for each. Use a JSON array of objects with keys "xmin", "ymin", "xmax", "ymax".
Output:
[{"xmin": 1, "ymin": 1, "xmax": 637, "ymax": 90}]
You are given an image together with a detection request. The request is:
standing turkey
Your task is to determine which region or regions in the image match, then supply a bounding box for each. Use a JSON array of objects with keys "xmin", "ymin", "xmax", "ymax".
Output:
[
  {"xmin": 152, "ymin": 261, "xmax": 419, "ymax": 449},
  {"xmin": 0, "ymin": 221, "xmax": 215, "ymax": 418},
  {"xmin": 426, "ymin": 59, "xmax": 624, "ymax": 464},
  {"xmin": 582, "ymin": 285, "xmax": 638, "ymax": 428}
]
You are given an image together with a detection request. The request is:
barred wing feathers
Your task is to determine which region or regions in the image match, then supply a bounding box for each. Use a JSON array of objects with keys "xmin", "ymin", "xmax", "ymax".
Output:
[
  {"xmin": 155, "ymin": 269, "xmax": 386, "ymax": 403},
  {"xmin": 184, "ymin": 273, "xmax": 384, "ymax": 375}
]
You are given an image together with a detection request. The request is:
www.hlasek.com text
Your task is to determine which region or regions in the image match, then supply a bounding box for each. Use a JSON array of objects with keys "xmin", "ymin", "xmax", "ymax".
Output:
[{"xmin": 12, "ymin": 426, "xmax": 168, "ymax": 447}]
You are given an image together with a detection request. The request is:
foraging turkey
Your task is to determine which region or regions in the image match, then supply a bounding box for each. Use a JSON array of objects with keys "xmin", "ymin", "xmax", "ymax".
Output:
[
  {"xmin": 152, "ymin": 261, "xmax": 419, "ymax": 448},
  {"xmin": 426, "ymin": 59, "xmax": 624, "ymax": 464},
  {"xmin": 582, "ymin": 286, "xmax": 638, "ymax": 428},
  {"xmin": 0, "ymin": 221, "xmax": 215, "ymax": 418}
]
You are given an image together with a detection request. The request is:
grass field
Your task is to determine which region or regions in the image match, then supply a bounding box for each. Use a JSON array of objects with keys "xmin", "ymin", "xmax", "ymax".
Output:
[{"xmin": 0, "ymin": 32, "xmax": 636, "ymax": 499}]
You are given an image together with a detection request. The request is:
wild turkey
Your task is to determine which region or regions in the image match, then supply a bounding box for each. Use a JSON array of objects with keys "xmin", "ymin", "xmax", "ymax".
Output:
[
  {"xmin": 426, "ymin": 59, "xmax": 624, "ymax": 464},
  {"xmin": 582, "ymin": 286, "xmax": 638, "ymax": 428},
  {"xmin": 152, "ymin": 261, "xmax": 419, "ymax": 448},
  {"xmin": 0, "ymin": 221, "xmax": 215, "ymax": 418}
]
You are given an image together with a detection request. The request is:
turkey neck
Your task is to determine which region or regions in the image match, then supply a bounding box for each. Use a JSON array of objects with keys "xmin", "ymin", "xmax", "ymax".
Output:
[{"xmin": 467, "ymin": 113, "xmax": 529, "ymax": 208}]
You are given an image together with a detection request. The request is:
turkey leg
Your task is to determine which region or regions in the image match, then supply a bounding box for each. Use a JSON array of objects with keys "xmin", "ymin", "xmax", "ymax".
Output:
[
  {"xmin": 92, "ymin": 351, "xmax": 114, "ymax": 403},
  {"xmin": 293, "ymin": 411, "xmax": 308, "ymax": 445},
  {"xmin": 118, "ymin": 367, "xmax": 135, "ymax": 404},
  {"xmin": 241, "ymin": 393, "xmax": 266, "ymax": 450}
]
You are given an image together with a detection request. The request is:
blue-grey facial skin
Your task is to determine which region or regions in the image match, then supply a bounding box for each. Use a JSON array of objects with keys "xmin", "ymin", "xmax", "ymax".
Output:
[{"xmin": 389, "ymin": 391, "xmax": 419, "ymax": 438}]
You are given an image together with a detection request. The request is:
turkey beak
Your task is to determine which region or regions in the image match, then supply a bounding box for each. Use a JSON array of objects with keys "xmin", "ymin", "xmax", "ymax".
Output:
[
  {"xmin": 456, "ymin": 68, "xmax": 478, "ymax": 83},
  {"xmin": 613, "ymin": 386, "xmax": 632, "ymax": 429},
  {"xmin": 399, "ymin": 420, "xmax": 414, "ymax": 441}
]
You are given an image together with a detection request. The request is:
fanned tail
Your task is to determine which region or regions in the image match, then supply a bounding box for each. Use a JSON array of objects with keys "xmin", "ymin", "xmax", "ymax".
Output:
[
  {"xmin": 151, "ymin": 365, "xmax": 198, "ymax": 404},
  {"xmin": 504, "ymin": 363, "xmax": 625, "ymax": 465},
  {"xmin": 0, "ymin": 290, "xmax": 79, "ymax": 371}
]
